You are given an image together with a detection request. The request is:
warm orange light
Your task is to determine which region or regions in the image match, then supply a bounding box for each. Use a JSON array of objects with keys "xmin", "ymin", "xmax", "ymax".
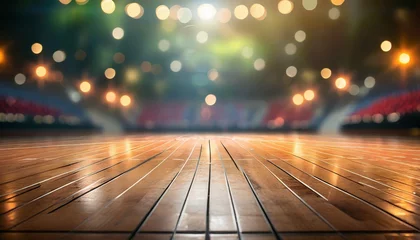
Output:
[
  {"xmin": 120, "ymin": 95, "xmax": 131, "ymax": 107},
  {"xmin": 320, "ymin": 68, "xmax": 332, "ymax": 79},
  {"xmin": 399, "ymin": 53, "xmax": 410, "ymax": 64},
  {"xmin": 292, "ymin": 94, "xmax": 304, "ymax": 106},
  {"xmin": 31, "ymin": 43, "xmax": 43, "ymax": 54},
  {"xmin": 331, "ymin": 0, "xmax": 345, "ymax": 6},
  {"xmin": 80, "ymin": 81, "xmax": 91, "ymax": 93},
  {"xmin": 35, "ymin": 66, "xmax": 47, "ymax": 78},
  {"xmin": 304, "ymin": 90, "xmax": 315, "ymax": 101},
  {"xmin": 0, "ymin": 50, "xmax": 5, "ymax": 64},
  {"xmin": 278, "ymin": 0, "xmax": 294, "ymax": 14},
  {"xmin": 106, "ymin": 91, "xmax": 116, "ymax": 103},
  {"xmin": 335, "ymin": 77, "xmax": 347, "ymax": 89}
]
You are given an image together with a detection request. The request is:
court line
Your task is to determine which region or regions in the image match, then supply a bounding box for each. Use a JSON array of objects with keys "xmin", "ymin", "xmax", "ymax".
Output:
[
  {"xmin": 128, "ymin": 142, "xmax": 199, "ymax": 239},
  {"xmin": 170, "ymin": 145, "xmax": 203, "ymax": 240},
  {"xmin": 220, "ymin": 141, "xmax": 282, "ymax": 240},
  {"xmin": 214, "ymin": 141, "xmax": 242, "ymax": 240}
]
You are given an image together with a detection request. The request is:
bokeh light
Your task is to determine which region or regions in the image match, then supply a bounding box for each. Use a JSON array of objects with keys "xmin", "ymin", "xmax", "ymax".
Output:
[
  {"xmin": 104, "ymin": 68, "xmax": 116, "ymax": 79},
  {"xmin": 120, "ymin": 95, "xmax": 131, "ymax": 107},
  {"xmin": 320, "ymin": 68, "xmax": 332, "ymax": 79},
  {"xmin": 75, "ymin": 0, "xmax": 88, "ymax": 5},
  {"xmin": 208, "ymin": 69, "xmax": 219, "ymax": 81},
  {"xmin": 286, "ymin": 66, "xmax": 298, "ymax": 78},
  {"xmin": 80, "ymin": 81, "xmax": 91, "ymax": 93},
  {"xmin": 14, "ymin": 73, "xmax": 26, "ymax": 85},
  {"xmin": 177, "ymin": 8, "xmax": 193, "ymax": 23},
  {"xmin": 205, "ymin": 94, "xmax": 217, "ymax": 106},
  {"xmin": 170, "ymin": 60, "xmax": 182, "ymax": 72},
  {"xmin": 158, "ymin": 39, "xmax": 170, "ymax": 52},
  {"xmin": 35, "ymin": 66, "xmax": 47, "ymax": 78},
  {"xmin": 53, "ymin": 50, "xmax": 66, "ymax": 63},
  {"xmin": 304, "ymin": 90, "xmax": 315, "ymax": 101},
  {"xmin": 75, "ymin": 50, "xmax": 87, "ymax": 61},
  {"xmin": 113, "ymin": 52, "xmax": 125, "ymax": 64},
  {"xmin": 59, "ymin": 0, "xmax": 72, "ymax": 5},
  {"xmin": 380, "ymin": 40, "xmax": 392, "ymax": 52},
  {"xmin": 364, "ymin": 76, "xmax": 376, "ymax": 88},
  {"xmin": 399, "ymin": 52, "xmax": 410, "ymax": 64},
  {"xmin": 254, "ymin": 58, "xmax": 265, "ymax": 71},
  {"xmin": 331, "ymin": 0, "xmax": 345, "ymax": 6},
  {"xmin": 196, "ymin": 31, "xmax": 209, "ymax": 44},
  {"xmin": 250, "ymin": 4, "xmax": 265, "ymax": 19},
  {"xmin": 112, "ymin": 27, "xmax": 124, "ymax": 40},
  {"xmin": 197, "ymin": 4, "xmax": 217, "ymax": 20},
  {"xmin": 242, "ymin": 47, "xmax": 254, "ymax": 59},
  {"xmin": 31, "ymin": 43, "xmax": 43, "ymax": 54},
  {"xmin": 101, "ymin": 0, "xmax": 115, "ymax": 14},
  {"xmin": 141, "ymin": 61, "xmax": 152, "ymax": 72},
  {"xmin": 335, "ymin": 77, "xmax": 347, "ymax": 89},
  {"xmin": 156, "ymin": 5, "xmax": 170, "ymax": 20},
  {"xmin": 387, "ymin": 112, "xmax": 400, "ymax": 123},
  {"xmin": 278, "ymin": 0, "xmax": 294, "ymax": 14},
  {"xmin": 234, "ymin": 5, "xmax": 249, "ymax": 20},
  {"xmin": 285, "ymin": 43, "xmax": 297, "ymax": 55},
  {"xmin": 303, "ymin": 0, "xmax": 318, "ymax": 11},
  {"xmin": 295, "ymin": 30, "xmax": 306, "ymax": 42},
  {"xmin": 293, "ymin": 94, "xmax": 304, "ymax": 105},
  {"xmin": 329, "ymin": 8, "xmax": 340, "ymax": 20},
  {"xmin": 125, "ymin": 68, "xmax": 140, "ymax": 83},
  {"xmin": 170, "ymin": 5, "xmax": 181, "ymax": 20},
  {"xmin": 348, "ymin": 85, "xmax": 360, "ymax": 96},
  {"xmin": 125, "ymin": 3, "xmax": 144, "ymax": 19},
  {"xmin": 217, "ymin": 8, "xmax": 232, "ymax": 23},
  {"xmin": 106, "ymin": 91, "xmax": 116, "ymax": 103}
]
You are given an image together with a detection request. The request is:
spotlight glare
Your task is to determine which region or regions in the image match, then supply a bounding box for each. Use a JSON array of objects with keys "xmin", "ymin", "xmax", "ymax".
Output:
[
  {"xmin": 335, "ymin": 77, "xmax": 347, "ymax": 89},
  {"xmin": 399, "ymin": 52, "xmax": 410, "ymax": 64}
]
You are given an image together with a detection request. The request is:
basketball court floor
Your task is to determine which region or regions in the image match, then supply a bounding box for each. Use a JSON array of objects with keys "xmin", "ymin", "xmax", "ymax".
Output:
[{"xmin": 0, "ymin": 134, "xmax": 419, "ymax": 239}]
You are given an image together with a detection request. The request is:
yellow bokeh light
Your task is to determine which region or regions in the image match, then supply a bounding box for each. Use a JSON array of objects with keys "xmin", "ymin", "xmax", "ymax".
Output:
[
  {"xmin": 321, "ymin": 68, "xmax": 332, "ymax": 79},
  {"xmin": 250, "ymin": 4, "xmax": 265, "ymax": 19},
  {"xmin": 35, "ymin": 66, "xmax": 47, "ymax": 78},
  {"xmin": 399, "ymin": 52, "xmax": 410, "ymax": 64},
  {"xmin": 293, "ymin": 94, "xmax": 304, "ymax": 106},
  {"xmin": 31, "ymin": 43, "xmax": 43, "ymax": 54},
  {"xmin": 104, "ymin": 68, "xmax": 116, "ymax": 79},
  {"xmin": 234, "ymin": 5, "xmax": 248, "ymax": 20},
  {"xmin": 80, "ymin": 81, "xmax": 91, "ymax": 93},
  {"xmin": 217, "ymin": 8, "xmax": 232, "ymax": 23},
  {"xmin": 101, "ymin": 0, "xmax": 115, "ymax": 14},
  {"xmin": 380, "ymin": 40, "xmax": 392, "ymax": 52},
  {"xmin": 205, "ymin": 94, "xmax": 217, "ymax": 106},
  {"xmin": 120, "ymin": 95, "xmax": 131, "ymax": 107},
  {"xmin": 335, "ymin": 77, "xmax": 347, "ymax": 89},
  {"xmin": 125, "ymin": 3, "xmax": 144, "ymax": 19},
  {"xmin": 156, "ymin": 5, "xmax": 170, "ymax": 20},
  {"xmin": 106, "ymin": 91, "xmax": 116, "ymax": 103},
  {"xmin": 304, "ymin": 90, "xmax": 315, "ymax": 101},
  {"xmin": 59, "ymin": 0, "xmax": 72, "ymax": 5},
  {"xmin": 331, "ymin": 0, "xmax": 345, "ymax": 6},
  {"xmin": 0, "ymin": 50, "xmax": 5, "ymax": 64},
  {"xmin": 278, "ymin": 0, "xmax": 294, "ymax": 14}
]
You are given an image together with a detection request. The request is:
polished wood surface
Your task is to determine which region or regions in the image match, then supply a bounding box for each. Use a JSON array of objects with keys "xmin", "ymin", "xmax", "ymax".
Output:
[{"xmin": 0, "ymin": 134, "xmax": 419, "ymax": 239}]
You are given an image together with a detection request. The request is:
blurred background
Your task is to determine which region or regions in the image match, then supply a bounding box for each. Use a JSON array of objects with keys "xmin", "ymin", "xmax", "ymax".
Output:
[{"xmin": 0, "ymin": 0, "xmax": 419, "ymax": 135}]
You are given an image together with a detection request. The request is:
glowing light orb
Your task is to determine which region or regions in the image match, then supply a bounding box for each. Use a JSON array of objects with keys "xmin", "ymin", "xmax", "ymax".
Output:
[
  {"xmin": 380, "ymin": 40, "xmax": 392, "ymax": 52},
  {"xmin": 293, "ymin": 94, "xmax": 304, "ymax": 105},
  {"xmin": 101, "ymin": 0, "xmax": 115, "ymax": 14},
  {"xmin": 120, "ymin": 95, "xmax": 131, "ymax": 107},
  {"xmin": 106, "ymin": 91, "xmax": 116, "ymax": 103},
  {"xmin": 335, "ymin": 77, "xmax": 347, "ymax": 89},
  {"xmin": 125, "ymin": 3, "xmax": 144, "ymax": 19},
  {"xmin": 304, "ymin": 90, "xmax": 315, "ymax": 101},
  {"xmin": 170, "ymin": 60, "xmax": 182, "ymax": 72},
  {"xmin": 35, "ymin": 66, "xmax": 47, "ymax": 78},
  {"xmin": 254, "ymin": 58, "xmax": 265, "ymax": 71},
  {"xmin": 31, "ymin": 43, "xmax": 43, "ymax": 54},
  {"xmin": 104, "ymin": 68, "xmax": 116, "ymax": 79},
  {"xmin": 320, "ymin": 68, "xmax": 332, "ymax": 79},
  {"xmin": 197, "ymin": 4, "xmax": 217, "ymax": 20},
  {"xmin": 112, "ymin": 27, "xmax": 124, "ymax": 40},
  {"xmin": 278, "ymin": 0, "xmax": 294, "ymax": 14},
  {"xmin": 205, "ymin": 94, "xmax": 217, "ymax": 106},
  {"xmin": 399, "ymin": 53, "xmax": 410, "ymax": 64},
  {"xmin": 80, "ymin": 81, "xmax": 91, "ymax": 93},
  {"xmin": 156, "ymin": 5, "xmax": 170, "ymax": 20},
  {"xmin": 234, "ymin": 5, "xmax": 249, "ymax": 20}
]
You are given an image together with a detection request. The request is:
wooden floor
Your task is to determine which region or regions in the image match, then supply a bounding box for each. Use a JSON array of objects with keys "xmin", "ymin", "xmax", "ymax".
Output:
[{"xmin": 0, "ymin": 134, "xmax": 419, "ymax": 240}]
